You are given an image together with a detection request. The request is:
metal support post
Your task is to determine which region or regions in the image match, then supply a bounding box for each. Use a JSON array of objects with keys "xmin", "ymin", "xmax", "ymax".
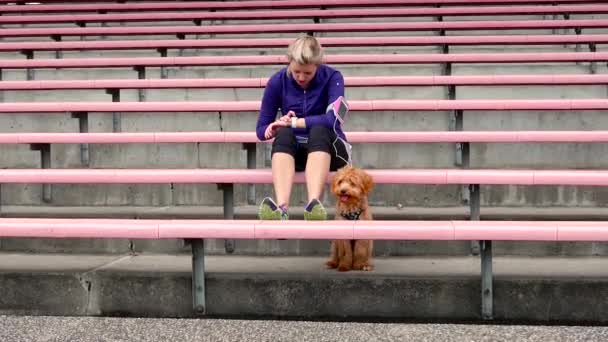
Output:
[
  {"xmin": 480, "ymin": 239, "xmax": 493, "ymax": 320},
  {"xmin": 453, "ymin": 110, "xmax": 463, "ymax": 166},
  {"xmin": 71, "ymin": 112, "xmax": 90, "ymax": 166},
  {"xmin": 106, "ymin": 89, "xmax": 121, "ymax": 132},
  {"xmin": 30, "ymin": 144, "xmax": 52, "ymax": 203},
  {"xmin": 158, "ymin": 48, "xmax": 168, "ymax": 79},
  {"xmin": 0, "ymin": 68, "xmax": 3, "ymax": 103},
  {"xmin": 219, "ymin": 183, "xmax": 235, "ymax": 254},
  {"xmin": 133, "ymin": 66, "xmax": 146, "ymax": 102},
  {"xmin": 191, "ymin": 239, "xmax": 206, "ymax": 315},
  {"xmin": 51, "ymin": 35, "xmax": 63, "ymax": 59},
  {"xmin": 574, "ymin": 26, "xmax": 582, "ymax": 52},
  {"xmin": 470, "ymin": 183, "xmax": 491, "ymax": 319},
  {"xmin": 193, "ymin": 19, "xmax": 202, "ymax": 40},
  {"xmin": 99, "ymin": 10, "xmax": 108, "ymax": 33},
  {"xmin": 437, "ymin": 12, "xmax": 445, "ymax": 38},
  {"xmin": 176, "ymin": 34, "xmax": 186, "ymax": 56},
  {"xmin": 76, "ymin": 22, "xmax": 86, "ymax": 41},
  {"xmin": 308, "ymin": 16, "xmax": 320, "ymax": 36},
  {"xmin": 448, "ymin": 73, "xmax": 475, "ymax": 253},
  {"xmin": 465, "ymin": 140, "xmax": 478, "ymax": 256},
  {"xmin": 243, "ymin": 143, "xmax": 257, "ymax": 205},
  {"xmin": 562, "ymin": 14, "xmax": 570, "ymax": 35},
  {"xmin": 21, "ymin": 50, "xmax": 34, "ymax": 81},
  {"xmin": 469, "ymin": 184, "xmax": 480, "ymax": 221},
  {"xmin": 589, "ymin": 43, "xmax": 597, "ymax": 74}
]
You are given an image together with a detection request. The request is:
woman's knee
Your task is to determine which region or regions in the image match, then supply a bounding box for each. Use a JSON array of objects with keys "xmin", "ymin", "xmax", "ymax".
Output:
[
  {"xmin": 271, "ymin": 127, "xmax": 296, "ymax": 155},
  {"xmin": 307, "ymin": 125, "xmax": 332, "ymax": 153}
]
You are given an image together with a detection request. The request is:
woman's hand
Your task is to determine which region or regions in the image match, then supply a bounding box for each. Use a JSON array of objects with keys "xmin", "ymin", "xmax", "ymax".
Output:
[
  {"xmin": 264, "ymin": 111, "xmax": 295, "ymax": 139},
  {"xmin": 278, "ymin": 110, "xmax": 296, "ymax": 123},
  {"xmin": 264, "ymin": 120, "xmax": 289, "ymax": 139}
]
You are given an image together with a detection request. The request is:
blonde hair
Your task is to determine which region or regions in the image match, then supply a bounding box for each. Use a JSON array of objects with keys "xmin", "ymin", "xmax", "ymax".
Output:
[{"xmin": 286, "ymin": 35, "xmax": 324, "ymax": 65}]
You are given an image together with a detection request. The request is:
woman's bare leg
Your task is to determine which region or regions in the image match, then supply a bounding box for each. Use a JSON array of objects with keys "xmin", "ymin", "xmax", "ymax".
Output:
[
  {"xmin": 305, "ymin": 151, "xmax": 331, "ymax": 202},
  {"xmin": 272, "ymin": 152, "xmax": 295, "ymax": 207}
]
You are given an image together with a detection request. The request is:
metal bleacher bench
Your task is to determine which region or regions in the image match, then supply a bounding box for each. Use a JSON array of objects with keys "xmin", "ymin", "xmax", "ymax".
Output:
[
  {"xmin": 2, "ymin": 0, "xmax": 608, "ymax": 320},
  {"xmin": 1, "ymin": 52, "xmax": 605, "ymax": 84},
  {"xmin": 1, "ymin": 4, "xmax": 607, "ymax": 25},
  {"xmin": 2, "ymin": 98, "xmax": 608, "ymax": 319},
  {"xmin": 2, "ymin": 53, "xmax": 604, "ymax": 70},
  {"xmin": 0, "ymin": 35, "xmax": 605, "ymax": 55},
  {"xmin": 2, "ymin": 19, "xmax": 607, "ymax": 39},
  {"xmin": 0, "ymin": 0, "xmax": 602, "ymax": 13}
]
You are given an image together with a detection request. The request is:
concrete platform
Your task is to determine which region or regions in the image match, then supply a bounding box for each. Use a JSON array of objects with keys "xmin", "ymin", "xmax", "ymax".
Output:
[{"xmin": 1, "ymin": 252, "xmax": 608, "ymax": 323}]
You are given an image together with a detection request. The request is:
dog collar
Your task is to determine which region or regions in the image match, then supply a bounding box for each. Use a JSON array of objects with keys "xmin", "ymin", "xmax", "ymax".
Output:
[{"xmin": 340, "ymin": 209, "xmax": 362, "ymax": 220}]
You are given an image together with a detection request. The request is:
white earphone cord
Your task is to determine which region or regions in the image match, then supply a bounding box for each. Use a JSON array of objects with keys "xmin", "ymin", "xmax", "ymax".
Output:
[{"xmin": 332, "ymin": 114, "xmax": 352, "ymax": 166}]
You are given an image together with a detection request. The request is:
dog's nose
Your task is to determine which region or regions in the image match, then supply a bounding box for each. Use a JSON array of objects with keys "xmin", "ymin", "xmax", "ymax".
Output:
[{"xmin": 340, "ymin": 190, "xmax": 347, "ymax": 195}]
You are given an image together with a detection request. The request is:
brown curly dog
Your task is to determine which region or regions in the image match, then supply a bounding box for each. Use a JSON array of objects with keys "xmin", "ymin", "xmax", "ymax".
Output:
[{"xmin": 326, "ymin": 165, "xmax": 374, "ymax": 272}]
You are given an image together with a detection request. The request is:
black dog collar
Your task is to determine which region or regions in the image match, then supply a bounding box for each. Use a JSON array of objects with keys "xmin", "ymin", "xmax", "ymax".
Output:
[{"xmin": 340, "ymin": 209, "xmax": 363, "ymax": 220}]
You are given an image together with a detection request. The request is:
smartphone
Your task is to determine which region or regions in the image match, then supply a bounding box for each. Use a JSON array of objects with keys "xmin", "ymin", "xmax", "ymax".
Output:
[{"xmin": 327, "ymin": 96, "xmax": 349, "ymax": 124}]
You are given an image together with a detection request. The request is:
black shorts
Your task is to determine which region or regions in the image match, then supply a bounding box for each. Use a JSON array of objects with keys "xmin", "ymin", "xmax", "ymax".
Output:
[{"xmin": 271, "ymin": 125, "xmax": 351, "ymax": 172}]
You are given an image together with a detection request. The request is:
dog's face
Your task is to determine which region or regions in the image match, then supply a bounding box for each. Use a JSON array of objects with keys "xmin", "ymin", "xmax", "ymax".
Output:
[{"xmin": 330, "ymin": 166, "xmax": 374, "ymax": 207}]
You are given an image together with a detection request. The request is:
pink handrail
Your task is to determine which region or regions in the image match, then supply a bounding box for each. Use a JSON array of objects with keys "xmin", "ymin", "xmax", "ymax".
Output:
[
  {"xmin": 2, "ymin": 131, "xmax": 608, "ymax": 144},
  {"xmin": 2, "ymin": 75, "xmax": 608, "ymax": 91},
  {"xmin": 0, "ymin": 0, "xmax": 602, "ymax": 13},
  {"xmin": 0, "ymin": 169, "xmax": 607, "ymax": 185},
  {"xmin": 1, "ymin": 35, "xmax": 606, "ymax": 52},
  {"xmin": 1, "ymin": 19, "xmax": 605, "ymax": 38},
  {"xmin": 1, "ymin": 99, "xmax": 607, "ymax": 112},
  {"xmin": 0, "ymin": 52, "xmax": 605, "ymax": 69},
  {"xmin": 2, "ymin": 5, "xmax": 607, "ymax": 24},
  {"xmin": 0, "ymin": 218, "xmax": 605, "ymax": 241}
]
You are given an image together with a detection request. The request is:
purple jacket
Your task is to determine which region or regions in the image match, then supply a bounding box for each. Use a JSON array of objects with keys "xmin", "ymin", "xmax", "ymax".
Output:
[{"xmin": 255, "ymin": 64, "xmax": 346, "ymax": 141}]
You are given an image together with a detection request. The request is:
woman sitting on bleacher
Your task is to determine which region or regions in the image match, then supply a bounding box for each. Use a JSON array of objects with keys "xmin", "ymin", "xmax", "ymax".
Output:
[{"xmin": 256, "ymin": 35, "xmax": 351, "ymax": 221}]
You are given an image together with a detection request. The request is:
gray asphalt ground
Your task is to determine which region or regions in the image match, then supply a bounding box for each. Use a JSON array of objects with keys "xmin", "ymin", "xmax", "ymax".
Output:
[{"xmin": 1, "ymin": 316, "xmax": 607, "ymax": 342}]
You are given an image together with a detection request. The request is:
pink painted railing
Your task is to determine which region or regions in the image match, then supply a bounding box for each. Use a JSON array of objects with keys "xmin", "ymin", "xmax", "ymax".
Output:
[
  {"xmin": 0, "ymin": 0, "xmax": 602, "ymax": 13},
  {"xmin": 1, "ymin": 99, "xmax": 607, "ymax": 112},
  {"xmin": 0, "ymin": 169, "xmax": 607, "ymax": 186},
  {"xmin": 2, "ymin": 75, "xmax": 608, "ymax": 91},
  {"xmin": 2, "ymin": 5, "xmax": 607, "ymax": 24},
  {"xmin": 1, "ymin": 19, "xmax": 605, "ymax": 38},
  {"xmin": 1, "ymin": 131, "xmax": 608, "ymax": 144},
  {"xmin": 1, "ymin": 52, "xmax": 605, "ymax": 69},
  {"xmin": 1, "ymin": 35, "xmax": 606, "ymax": 52},
  {"xmin": 0, "ymin": 218, "xmax": 606, "ymax": 241}
]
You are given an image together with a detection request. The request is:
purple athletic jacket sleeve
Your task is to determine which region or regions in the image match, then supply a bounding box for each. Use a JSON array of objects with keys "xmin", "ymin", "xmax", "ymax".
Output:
[{"xmin": 255, "ymin": 74, "xmax": 281, "ymax": 141}]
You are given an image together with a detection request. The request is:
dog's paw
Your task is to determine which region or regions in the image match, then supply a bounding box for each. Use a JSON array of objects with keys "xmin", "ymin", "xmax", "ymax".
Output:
[
  {"xmin": 338, "ymin": 264, "xmax": 351, "ymax": 272},
  {"xmin": 353, "ymin": 263, "xmax": 373, "ymax": 271},
  {"xmin": 325, "ymin": 260, "xmax": 338, "ymax": 269}
]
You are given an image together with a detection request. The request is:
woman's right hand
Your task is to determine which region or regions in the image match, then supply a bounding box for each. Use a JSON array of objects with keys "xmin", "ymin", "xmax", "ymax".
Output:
[
  {"xmin": 264, "ymin": 120, "xmax": 289, "ymax": 139},
  {"xmin": 278, "ymin": 110, "xmax": 296, "ymax": 123}
]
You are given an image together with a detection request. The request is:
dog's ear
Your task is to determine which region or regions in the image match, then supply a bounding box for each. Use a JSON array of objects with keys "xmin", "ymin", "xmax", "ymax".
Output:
[
  {"xmin": 329, "ymin": 173, "xmax": 337, "ymax": 194},
  {"xmin": 361, "ymin": 170, "xmax": 374, "ymax": 195},
  {"xmin": 329, "ymin": 168, "xmax": 342, "ymax": 195}
]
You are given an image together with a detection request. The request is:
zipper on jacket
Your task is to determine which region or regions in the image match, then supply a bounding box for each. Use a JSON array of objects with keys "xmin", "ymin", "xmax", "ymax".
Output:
[{"xmin": 303, "ymin": 90, "xmax": 307, "ymax": 116}]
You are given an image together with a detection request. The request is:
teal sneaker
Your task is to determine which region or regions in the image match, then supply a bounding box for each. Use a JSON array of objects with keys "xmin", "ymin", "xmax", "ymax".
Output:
[
  {"xmin": 258, "ymin": 197, "xmax": 289, "ymax": 220},
  {"xmin": 303, "ymin": 198, "xmax": 327, "ymax": 220}
]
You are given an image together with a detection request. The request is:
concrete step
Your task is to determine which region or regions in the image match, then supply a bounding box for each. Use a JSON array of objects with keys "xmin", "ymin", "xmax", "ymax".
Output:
[{"xmin": 1, "ymin": 252, "xmax": 608, "ymax": 323}]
